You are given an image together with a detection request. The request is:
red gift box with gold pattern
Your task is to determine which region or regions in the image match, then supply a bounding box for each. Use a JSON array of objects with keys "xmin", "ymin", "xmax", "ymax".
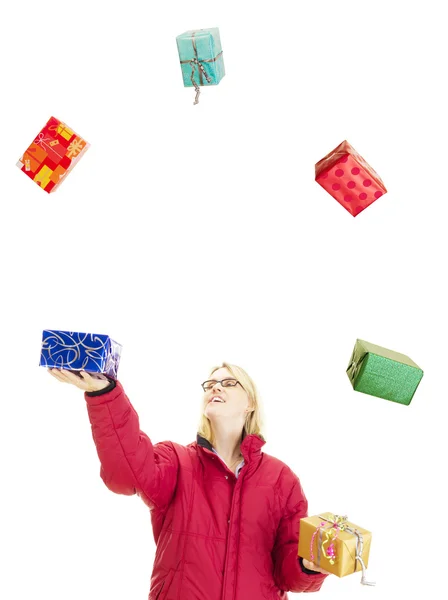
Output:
[
  {"xmin": 315, "ymin": 141, "xmax": 387, "ymax": 217},
  {"xmin": 17, "ymin": 116, "xmax": 89, "ymax": 193}
]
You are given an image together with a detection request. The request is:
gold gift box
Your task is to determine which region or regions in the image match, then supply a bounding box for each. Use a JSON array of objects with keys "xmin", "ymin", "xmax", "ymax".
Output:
[{"xmin": 298, "ymin": 513, "xmax": 373, "ymax": 582}]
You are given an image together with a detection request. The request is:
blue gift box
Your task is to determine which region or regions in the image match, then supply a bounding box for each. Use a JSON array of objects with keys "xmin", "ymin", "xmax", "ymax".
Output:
[
  {"xmin": 40, "ymin": 330, "xmax": 122, "ymax": 379},
  {"xmin": 176, "ymin": 28, "xmax": 225, "ymax": 102}
]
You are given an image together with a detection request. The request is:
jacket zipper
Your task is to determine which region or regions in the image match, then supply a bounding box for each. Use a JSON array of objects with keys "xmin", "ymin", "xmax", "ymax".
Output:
[{"xmin": 221, "ymin": 470, "xmax": 244, "ymax": 600}]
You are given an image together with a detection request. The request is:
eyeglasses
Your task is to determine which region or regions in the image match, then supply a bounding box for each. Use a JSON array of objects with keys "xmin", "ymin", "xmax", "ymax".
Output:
[{"xmin": 201, "ymin": 379, "xmax": 242, "ymax": 391}]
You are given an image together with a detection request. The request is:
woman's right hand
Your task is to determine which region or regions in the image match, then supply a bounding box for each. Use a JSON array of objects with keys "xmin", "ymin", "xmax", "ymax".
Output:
[{"xmin": 48, "ymin": 368, "xmax": 112, "ymax": 393}]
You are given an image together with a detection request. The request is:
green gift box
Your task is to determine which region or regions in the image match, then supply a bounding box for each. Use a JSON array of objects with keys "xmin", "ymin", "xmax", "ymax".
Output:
[{"xmin": 347, "ymin": 339, "xmax": 423, "ymax": 405}]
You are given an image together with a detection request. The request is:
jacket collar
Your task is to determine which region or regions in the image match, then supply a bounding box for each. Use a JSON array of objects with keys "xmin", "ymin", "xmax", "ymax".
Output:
[{"xmin": 196, "ymin": 433, "xmax": 266, "ymax": 463}]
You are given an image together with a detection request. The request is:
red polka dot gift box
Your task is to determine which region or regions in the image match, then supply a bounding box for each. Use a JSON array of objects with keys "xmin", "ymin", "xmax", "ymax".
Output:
[
  {"xmin": 315, "ymin": 141, "xmax": 387, "ymax": 217},
  {"xmin": 16, "ymin": 116, "xmax": 89, "ymax": 193}
]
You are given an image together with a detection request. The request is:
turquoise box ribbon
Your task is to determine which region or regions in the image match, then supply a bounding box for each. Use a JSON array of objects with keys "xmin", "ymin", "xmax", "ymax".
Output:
[{"xmin": 176, "ymin": 28, "xmax": 225, "ymax": 87}]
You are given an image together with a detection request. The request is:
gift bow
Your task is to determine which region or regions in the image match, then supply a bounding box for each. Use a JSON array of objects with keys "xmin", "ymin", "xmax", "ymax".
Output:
[
  {"xmin": 180, "ymin": 31, "xmax": 223, "ymax": 105},
  {"xmin": 34, "ymin": 133, "xmax": 65, "ymax": 160},
  {"xmin": 67, "ymin": 138, "xmax": 85, "ymax": 158},
  {"xmin": 321, "ymin": 515, "xmax": 347, "ymax": 563},
  {"xmin": 311, "ymin": 514, "xmax": 375, "ymax": 586},
  {"xmin": 310, "ymin": 515, "xmax": 346, "ymax": 566}
]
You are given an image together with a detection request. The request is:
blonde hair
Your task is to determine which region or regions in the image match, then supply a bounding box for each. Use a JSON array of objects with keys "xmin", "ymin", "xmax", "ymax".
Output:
[{"xmin": 198, "ymin": 362, "xmax": 265, "ymax": 446}]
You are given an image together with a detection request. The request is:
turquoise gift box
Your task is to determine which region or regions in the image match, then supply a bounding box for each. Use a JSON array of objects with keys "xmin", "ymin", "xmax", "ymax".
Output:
[{"xmin": 176, "ymin": 28, "xmax": 225, "ymax": 102}]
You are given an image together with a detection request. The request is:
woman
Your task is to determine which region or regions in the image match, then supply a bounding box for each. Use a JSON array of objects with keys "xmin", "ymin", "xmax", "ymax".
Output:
[{"xmin": 48, "ymin": 362, "xmax": 329, "ymax": 599}]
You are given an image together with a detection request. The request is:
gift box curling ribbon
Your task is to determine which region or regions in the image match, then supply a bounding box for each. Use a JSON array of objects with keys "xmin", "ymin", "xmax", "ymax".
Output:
[
  {"xmin": 179, "ymin": 31, "xmax": 223, "ymax": 105},
  {"xmin": 310, "ymin": 516, "xmax": 345, "ymax": 566},
  {"xmin": 316, "ymin": 515, "xmax": 375, "ymax": 586}
]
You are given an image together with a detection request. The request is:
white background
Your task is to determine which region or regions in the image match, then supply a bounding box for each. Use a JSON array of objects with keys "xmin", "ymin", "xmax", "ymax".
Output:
[{"xmin": 1, "ymin": 0, "xmax": 446, "ymax": 598}]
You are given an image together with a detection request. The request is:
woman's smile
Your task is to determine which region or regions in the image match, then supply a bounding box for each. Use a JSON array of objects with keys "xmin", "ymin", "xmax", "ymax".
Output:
[{"xmin": 210, "ymin": 395, "xmax": 225, "ymax": 403}]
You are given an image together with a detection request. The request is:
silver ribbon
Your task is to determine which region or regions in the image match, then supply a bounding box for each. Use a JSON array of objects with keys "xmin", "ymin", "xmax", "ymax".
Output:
[{"xmin": 189, "ymin": 58, "xmax": 211, "ymax": 105}]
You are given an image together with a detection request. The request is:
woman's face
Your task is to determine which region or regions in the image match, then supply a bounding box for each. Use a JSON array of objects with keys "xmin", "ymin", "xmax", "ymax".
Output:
[{"xmin": 203, "ymin": 367, "xmax": 251, "ymax": 422}]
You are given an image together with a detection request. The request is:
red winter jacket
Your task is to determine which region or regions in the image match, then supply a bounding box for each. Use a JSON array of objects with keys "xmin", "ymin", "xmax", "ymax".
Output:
[{"xmin": 85, "ymin": 382, "xmax": 326, "ymax": 599}]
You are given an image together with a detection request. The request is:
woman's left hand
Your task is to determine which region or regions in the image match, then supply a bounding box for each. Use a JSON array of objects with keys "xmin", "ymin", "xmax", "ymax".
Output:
[{"xmin": 302, "ymin": 558, "xmax": 331, "ymax": 575}]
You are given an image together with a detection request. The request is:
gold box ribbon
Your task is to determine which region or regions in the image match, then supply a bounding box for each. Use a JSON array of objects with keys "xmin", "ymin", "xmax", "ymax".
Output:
[{"xmin": 312, "ymin": 515, "xmax": 375, "ymax": 586}]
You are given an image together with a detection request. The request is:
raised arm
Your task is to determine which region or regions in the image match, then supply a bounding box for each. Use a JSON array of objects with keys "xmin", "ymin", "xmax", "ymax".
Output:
[{"xmin": 48, "ymin": 369, "xmax": 179, "ymax": 511}]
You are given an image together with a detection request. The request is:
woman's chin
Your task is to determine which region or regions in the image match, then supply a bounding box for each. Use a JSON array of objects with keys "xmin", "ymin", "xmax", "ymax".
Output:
[{"xmin": 204, "ymin": 405, "xmax": 220, "ymax": 420}]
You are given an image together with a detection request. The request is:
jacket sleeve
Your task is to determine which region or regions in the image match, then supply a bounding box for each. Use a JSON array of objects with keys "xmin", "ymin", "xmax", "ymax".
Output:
[
  {"xmin": 272, "ymin": 475, "xmax": 327, "ymax": 593},
  {"xmin": 84, "ymin": 380, "xmax": 179, "ymax": 511}
]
